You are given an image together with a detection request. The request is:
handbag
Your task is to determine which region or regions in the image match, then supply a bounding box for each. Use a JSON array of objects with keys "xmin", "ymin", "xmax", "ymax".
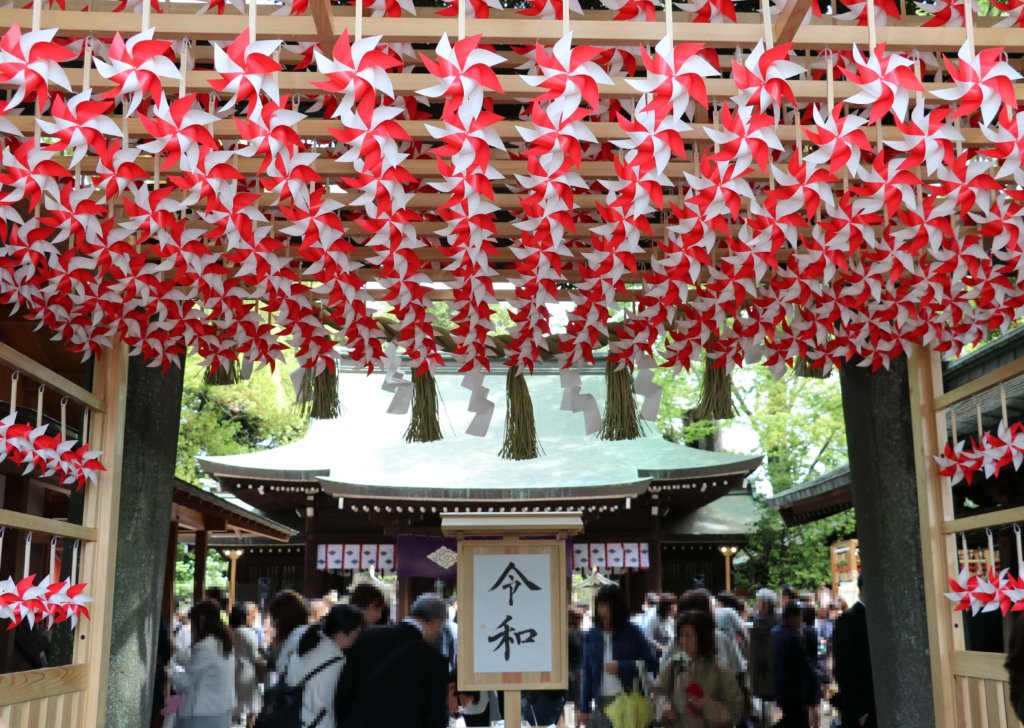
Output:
[{"xmin": 253, "ymin": 655, "xmax": 341, "ymax": 728}]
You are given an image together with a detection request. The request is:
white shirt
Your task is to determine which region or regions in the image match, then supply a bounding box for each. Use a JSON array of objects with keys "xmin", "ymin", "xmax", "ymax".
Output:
[
  {"xmin": 600, "ymin": 632, "xmax": 624, "ymax": 697},
  {"xmin": 276, "ymin": 624, "xmax": 310, "ymax": 681},
  {"xmin": 171, "ymin": 635, "xmax": 236, "ymax": 718},
  {"xmin": 285, "ymin": 636, "xmax": 345, "ymax": 728}
]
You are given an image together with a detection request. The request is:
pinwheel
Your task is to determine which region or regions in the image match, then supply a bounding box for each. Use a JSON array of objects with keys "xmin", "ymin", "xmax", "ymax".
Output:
[
  {"xmin": 682, "ymin": 158, "xmax": 756, "ymax": 222},
  {"xmin": 91, "ymin": 141, "xmax": 149, "ymax": 202},
  {"xmin": 314, "ymin": 33, "xmax": 401, "ymax": 126},
  {"xmin": 802, "ymin": 104, "xmax": 872, "ymax": 177},
  {"xmin": 93, "ymin": 29, "xmax": 181, "ymax": 117},
  {"xmin": 612, "ymin": 107, "xmax": 690, "ymax": 179},
  {"xmin": 0, "ymin": 141, "xmax": 71, "ymax": 211},
  {"xmin": 887, "ymin": 103, "xmax": 962, "ymax": 176},
  {"xmin": 935, "ymin": 437, "xmax": 983, "ymax": 484},
  {"xmin": 43, "ymin": 580, "xmax": 93, "ymax": 628},
  {"xmin": 928, "ymin": 152, "xmax": 1002, "ymax": 221},
  {"xmin": 517, "ymin": 0, "xmax": 583, "ymax": 18},
  {"xmin": 35, "ymin": 93, "xmax": 120, "ymax": 168},
  {"xmin": 992, "ymin": 0, "xmax": 1024, "ymax": 27},
  {"xmin": 730, "ymin": 41, "xmax": 805, "ymax": 118},
  {"xmin": 629, "ymin": 37, "xmax": 719, "ymax": 122},
  {"xmin": 354, "ymin": 0, "xmax": 418, "ymax": 16},
  {"xmin": 198, "ymin": 0, "xmax": 245, "ymax": 14},
  {"xmin": 842, "ymin": 44, "xmax": 923, "ymax": 123},
  {"xmin": 834, "ymin": 0, "xmax": 901, "ymax": 25},
  {"xmin": 523, "ymin": 34, "xmax": 613, "ymax": 124},
  {"xmin": 933, "ymin": 42, "xmax": 1021, "ymax": 126},
  {"xmin": 209, "ymin": 31, "xmax": 283, "ymax": 114},
  {"xmin": 676, "ymin": 0, "xmax": 737, "ymax": 22},
  {"xmin": 705, "ymin": 104, "xmax": 784, "ymax": 173},
  {"xmin": 436, "ymin": 0, "xmax": 504, "ymax": 19},
  {"xmin": 0, "ymin": 25, "xmax": 76, "ymax": 109},
  {"xmin": 849, "ymin": 153, "xmax": 923, "ymax": 219},
  {"xmin": 917, "ymin": 0, "xmax": 977, "ymax": 27},
  {"xmin": 419, "ymin": 35, "xmax": 504, "ymax": 129},
  {"xmin": 234, "ymin": 100, "xmax": 307, "ymax": 173},
  {"xmin": 137, "ymin": 93, "xmax": 220, "ymax": 172},
  {"xmin": 600, "ymin": 0, "xmax": 661, "ymax": 21}
]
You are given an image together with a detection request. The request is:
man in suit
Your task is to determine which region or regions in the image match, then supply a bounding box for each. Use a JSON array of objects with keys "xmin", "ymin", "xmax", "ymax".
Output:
[
  {"xmin": 771, "ymin": 602, "xmax": 818, "ymax": 728},
  {"xmin": 833, "ymin": 576, "xmax": 876, "ymax": 728},
  {"xmin": 336, "ymin": 593, "xmax": 450, "ymax": 728}
]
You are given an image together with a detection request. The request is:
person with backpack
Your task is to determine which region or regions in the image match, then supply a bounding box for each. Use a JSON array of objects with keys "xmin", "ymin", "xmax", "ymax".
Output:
[
  {"xmin": 284, "ymin": 604, "xmax": 363, "ymax": 728},
  {"xmin": 170, "ymin": 601, "xmax": 236, "ymax": 728}
]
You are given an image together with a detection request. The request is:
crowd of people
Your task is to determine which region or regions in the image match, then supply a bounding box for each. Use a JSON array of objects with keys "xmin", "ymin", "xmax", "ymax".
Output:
[{"xmin": 155, "ymin": 577, "xmax": 875, "ymax": 728}]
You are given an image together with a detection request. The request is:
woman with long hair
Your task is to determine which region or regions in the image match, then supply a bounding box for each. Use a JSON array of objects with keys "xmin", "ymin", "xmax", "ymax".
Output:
[
  {"xmin": 230, "ymin": 602, "xmax": 265, "ymax": 728},
  {"xmin": 653, "ymin": 610, "xmax": 743, "ymax": 728},
  {"xmin": 266, "ymin": 589, "xmax": 311, "ymax": 680},
  {"xmin": 171, "ymin": 601, "xmax": 236, "ymax": 728},
  {"xmin": 285, "ymin": 604, "xmax": 364, "ymax": 728},
  {"xmin": 579, "ymin": 584, "xmax": 658, "ymax": 725}
]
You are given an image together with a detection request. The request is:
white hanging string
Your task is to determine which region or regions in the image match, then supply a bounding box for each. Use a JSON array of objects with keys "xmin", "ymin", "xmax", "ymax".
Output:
[
  {"xmin": 82, "ymin": 409, "xmax": 90, "ymax": 444},
  {"xmin": 72, "ymin": 540, "xmax": 80, "ymax": 582},
  {"xmin": 1001, "ymin": 385, "xmax": 1009, "ymax": 428},
  {"xmin": 986, "ymin": 528, "xmax": 996, "ymax": 575},
  {"xmin": 60, "ymin": 397, "xmax": 68, "ymax": 440},
  {"xmin": 9, "ymin": 371, "xmax": 19, "ymax": 417},
  {"xmin": 23, "ymin": 532, "xmax": 32, "ymax": 579},
  {"xmin": 976, "ymin": 401, "xmax": 984, "ymax": 442},
  {"xmin": 35, "ymin": 385, "xmax": 44, "ymax": 429},
  {"xmin": 1014, "ymin": 524, "xmax": 1022, "ymax": 575},
  {"xmin": 961, "ymin": 533, "xmax": 969, "ymax": 573},
  {"xmin": 49, "ymin": 536, "xmax": 57, "ymax": 582},
  {"xmin": 0, "ymin": 527, "xmax": 5, "ymax": 571}
]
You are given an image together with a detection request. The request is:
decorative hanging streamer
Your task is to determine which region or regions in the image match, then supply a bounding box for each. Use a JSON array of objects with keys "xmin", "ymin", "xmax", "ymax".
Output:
[
  {"xmin": 691, "ymin": 358, "xmax": 735, "ymax": 421},
  {"xmin": 633, "ymin": 353, "xmax": 664, "ymax": 422},
  {"xmin": 404, "ymin": 370, "xmax": 443, "ymax": 443},
  {"xmin": 9, "ymin": 372, "xmax": 19, "ymax": 416},
  {"xmin": 23, "ymin": 531, "xmax": 31, "ymax": 579},
  {"xmin": 35, "ymin": 384, "xmax": 43, "ymax": 429},
  {"xmin": 499, "ymin": 367, "xmax": 543, "ymax": 460},
  {"xmin": 462, "ymin": 370, "xmax": 495, "ymax": 437},
  {"xmin": 558, "ymin": 369, "xmax": 602, "ymax": 435},
  {"xmin": 60, "ymin": 397, "xmax": 67, "ymax": 440},
  {"xmin": 49, "ymin": 536, "xmax": 56, "ymax": 582},
  {"xmin": 599, "ymin": 358, "xmax": 645, "ymax": 441}
]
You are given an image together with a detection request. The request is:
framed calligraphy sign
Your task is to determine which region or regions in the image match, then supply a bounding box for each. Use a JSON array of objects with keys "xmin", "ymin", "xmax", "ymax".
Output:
[{"xmin": 456, "ymin": 539, "xmax": 568, "ymax": 691}]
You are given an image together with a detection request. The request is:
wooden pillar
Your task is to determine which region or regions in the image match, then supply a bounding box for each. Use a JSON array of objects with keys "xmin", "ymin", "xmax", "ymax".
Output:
[
  {"xmin": 227, "ymin": 550, "xmax": 242, "ymax": 609},
  {"xmin": 193, "ymin": 530, "xmax": 208, "ymax": 604},
  {"xmin": 163, "ymin": 520, "xmax": 178, "ymax": 619},
  {"xmin": 649, "ymin": 503, "xmax": 663, "ymax": 593},
  {"xmin": 302, "ymin": 505, "xmax": 319, "ymax": 598}
]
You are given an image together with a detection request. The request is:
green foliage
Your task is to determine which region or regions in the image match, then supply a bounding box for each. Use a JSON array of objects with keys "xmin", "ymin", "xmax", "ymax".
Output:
[
  {"xmin": 174, "ymin": 543, "xmax": 229, "ymax": 602},
  {"xmin": 653, "ymin": 362, "xmax": 719, "ymax": 446},
  {"xmin": 175, "ymin": 356, "xmax": 307, "ymax": 484},
  {"xmin": 733, "ymin": 368, "xmax": 848, "ymax": 494},
  {"xmin": 734, "ymin": 500, "xmax": 857, "ymax": 591}
]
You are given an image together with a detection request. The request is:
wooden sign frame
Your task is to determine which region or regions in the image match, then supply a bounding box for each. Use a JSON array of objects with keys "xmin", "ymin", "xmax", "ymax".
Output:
[{"xmin": 456, "ymin": 538, "xmax": 568, "ymax": 692}]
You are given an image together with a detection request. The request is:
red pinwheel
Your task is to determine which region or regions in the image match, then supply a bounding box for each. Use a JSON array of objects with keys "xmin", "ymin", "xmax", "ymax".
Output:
[
  {"xmin": 234, "ymin": 100, "xmax": 306, "ymax": 174},
  {"xmin": 802, "ymin": 104, "xmax": 872, "ymax": 176},
  {"xmin": 0, "ymin": 140, "xmax": 71, "ymax": 211},
  {"xmin": 138, "ymin": 93, "xmax": 220, "ymax": 172},
  {"xmin": 209, "ymin": 31, "xmax": 283, "ymax": 113},
  {"xmin": 600, "ymin": 0, "xmax": 661, "ymax": 21},
  {"xmin": 314, "ymin": 32, "xmax": 401, "ymax": 125},
  {"xmin": 419, "ymin": 35, "xmax": 504, "ymax": 129},
  {"xmin": 887, "ymin": 103, "xmax": 962, "ymax": 175},
  {"xmin": 992, "ymin": 0, "xmax": 1024, "ymax": 26},
  {"xmin": 36, "ymin": 92, "xmax": 121, "ymax": 168},
  {"xmin": 705, "ymin": 104, "xmax": 784, "ymax": 173},
  {"xmin": 835, "ymin": 0, "xmax": 901, "ymax": 24},
  {"xmin": 629, "ymin": 38, "xmax": 719, "ymax": 122},
  {"xmin": 436, "ymin": 0, "xmax": 503, "ymax": 19},
  {"xmin": 613, "ymin": 107, "xmax": 690, "ymax": 179},
  {"xmin": 682, "ymin": 158, "xmax": 755, "ymax": 222},
  {"xmin": 91, "ymin": 141, "xmax": 148, "ymax": 202},
  {"xmin": 842, "ymin": 44, "xmax": 923, "ymax": 123},
  {"xmin": 676, "ymin": 0, "xmax": 736, "ymax": 21},
  {"xmin": 731, "ymin": 41, "xmax": 805, "ymax": 117},
  {"xmin": 524, "ymin": 34, "xmax": 613, "ymax": 124},
  {"xmin": 918, "ymin": 0, "xmax": 976, "ymax": 27},
  {"xmin": 94, "ymin": 29, "xmax": 181, "ymax": 116},
  {"xmin": 933, "ymin": 42, "xmax": 1021, "ymax": 126},
  {"xmin": 517, "ymin": 0, "xmax": 582, "ymax": 18},
  {"xmin": 0, "ymin": 24, "xmax": 76, "ymax": 108}
]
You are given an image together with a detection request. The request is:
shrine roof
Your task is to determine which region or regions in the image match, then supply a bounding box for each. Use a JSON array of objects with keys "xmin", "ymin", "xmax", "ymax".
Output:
[{"xmin": 199, "ymin": 368, "xmax": 762, "ymax": 502}]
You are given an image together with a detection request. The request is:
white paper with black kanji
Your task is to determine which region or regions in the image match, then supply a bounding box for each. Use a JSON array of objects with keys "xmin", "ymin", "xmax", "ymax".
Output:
[{"xmin": 472, "ymin": 552, "xmax": 553, "ymax": 674}]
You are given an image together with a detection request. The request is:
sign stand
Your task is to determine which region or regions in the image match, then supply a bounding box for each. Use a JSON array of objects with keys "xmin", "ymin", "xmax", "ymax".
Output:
[{"xmin": 442, "ymin": 513, "xmax": 583, "ymax": 728}]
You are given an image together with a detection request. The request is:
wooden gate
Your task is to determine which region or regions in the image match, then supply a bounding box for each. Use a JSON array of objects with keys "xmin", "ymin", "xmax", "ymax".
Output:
[
  {"xmin": 0, "ymin": 343, "xmax": 126, "ymax": 728},
  {"xmin": 910, "ymin": 347, "xmax": 1024, "ymax": 728}
]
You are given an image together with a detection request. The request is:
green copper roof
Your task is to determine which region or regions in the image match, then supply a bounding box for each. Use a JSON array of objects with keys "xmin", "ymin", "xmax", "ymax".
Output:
[{"xmin": 200, "ymin": 369, "xmax": 762, "ymax": 501}]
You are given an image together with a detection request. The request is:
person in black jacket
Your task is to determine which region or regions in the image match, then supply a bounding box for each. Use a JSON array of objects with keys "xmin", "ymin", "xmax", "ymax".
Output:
[
  {"xmin": 833, "ymin": 577, "xmax": 876, "ymax": 728},
  {"xmin": 771, "ymin": 603, "xmax": 818, "ymax": 728},
  {"xmin": 335, "ymin": 593, "xmax": 450, "ymax": 728}
]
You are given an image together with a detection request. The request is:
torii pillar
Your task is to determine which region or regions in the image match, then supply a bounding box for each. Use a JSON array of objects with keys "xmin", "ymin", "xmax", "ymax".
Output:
[{"xmin": 840, "ymin": 356, "xmax": 935, "ymax": 727}]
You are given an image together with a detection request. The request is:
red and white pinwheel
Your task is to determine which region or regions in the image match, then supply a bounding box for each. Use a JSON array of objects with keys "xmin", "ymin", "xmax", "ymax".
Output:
[
  {"xmin": 600, "ymin": 0, "xmax": 661, "ymax": 21},
  {"xmin": 629, "ymin": 37, "xmax": 719, "ymax": 122},
  {"xmin": 932, "ymin": 42, "xmax": 1021, "ymax": 126},
  {"xmin": 209, "ymin": 31, "xmax": 284, "ymax": 113},
  {"xmin": 676, "ymin": 0, "xmax": 737, "ymax": 22},
  {"xmin": 523, "ymin": 34, "xmax": 613, "ymax": 124},
  {"xmin": 37, "ymin": 92, "xmax": 121, "ymax": 168},
  {"xmin": 731, "ymin": 41, "xmax": 805, "ymax": 117},
  {"xmin": 0, "ymin": 25, "xmax": 76, "ymax": 108},
  {"xmin": 842, "ymin": 44, "xmax": 923, "ymax": 123},
  {"xmin": 314, "ymin": 32, "xmax": 401, "ymax": 126},
  {"xmin": 706, "ymin": 104, "xmax": 784, "ymax": 173},
  {"xmin": 0, "ymin": 575, "xmax": 93, "ymax": 629},
  {"xmin": 93, "ymin": 29, "xmax": 181, "ymax": 116},
  {"xmin": 419, "ymin": 35, "xmax": 504, "ymax": 129},
  {"xmin": 802, "ymin": 104, "xmax": 872, "ymax": 177},
  {"xmin": 138, "ymin": 93, "xmax": 220, "ymax": 172}
]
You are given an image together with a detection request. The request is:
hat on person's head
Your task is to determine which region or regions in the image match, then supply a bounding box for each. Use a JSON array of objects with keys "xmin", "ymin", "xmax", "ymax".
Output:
[
  {"xmin": 756, "ymin": 588, "xmax": 777, "ymax": 605},
  {"xmin": 410, "ymin": 594, "xmax": 448, "ymax": 623}
]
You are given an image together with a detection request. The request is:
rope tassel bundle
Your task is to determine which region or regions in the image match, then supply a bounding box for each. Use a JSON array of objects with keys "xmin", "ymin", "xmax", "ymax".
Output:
[
  {"xmin": 405, "ymin": 370, "xmax": 444, "ymax": 443},
  {"xmin": 499, "ymin": 368, "xmax": 543, "ymax": 460},
  {"xmin": 691, "ymin": 360, "xmax": 735, "ymax": 421},
  {"xmin": 297, "ymin": 367, "xmax": 340, "ymax": 420},
  {"xmin": 205, "ymin": 359, "xmax": 241, "ymax": 387},
  {"xmin": 599, "ymin": 360, "xmax": 645, "ymax": 441}
]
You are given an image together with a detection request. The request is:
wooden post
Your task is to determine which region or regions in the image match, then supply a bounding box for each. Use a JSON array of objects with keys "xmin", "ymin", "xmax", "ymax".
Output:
[
  {"xmin": 227, "ymin": 550, "xmax": 243, "ymax": 609},
  {"xmin": 506, "ymin": 689, "xmax": 522, "ymax": 728},
  {"xmin": 908, "ymin": 347, "xmax": 959, "ymax": 727},
  {"xmin": 163, "ymin": 519, "xmax": 178, "ymax": 618},
  {"xmin": 194, "ymin": 529, "xmax": 208, "ymax": 604},
  {"xmin": 76, "ymin": 343, "xmax": 129, "ymax": 728},
  {"xmin": 720, "ymin": 546, "xmax": 733, "ymax": 592}
]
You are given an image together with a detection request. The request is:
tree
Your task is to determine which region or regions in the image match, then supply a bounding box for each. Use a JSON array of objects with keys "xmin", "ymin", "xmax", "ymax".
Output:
[
  {"xmin": 176, "ymin": 355, "xmax": 307, "ymax": 484},
  {"xmin": 174, "ymin": 543, "xmax": 229, "ymax": 603}
]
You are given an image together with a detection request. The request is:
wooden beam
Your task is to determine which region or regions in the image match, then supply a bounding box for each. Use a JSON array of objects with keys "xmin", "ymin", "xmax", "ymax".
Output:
[
  {"xmin": 773, "ymin": 0, "xmax": 813, "ymax": 45},
  {"xmin": 0, "ymin": 508, "xmax": 98, "ymax": 542},
  {"xmin": 941, "ymin": 504, "xmax": 1024, "ymax": 535},
  {"xmin": 0, "ymin": 342, "xmax": 104, "ymax": 412},
  {"xmin": 0, "ymin": 665, "xmax": 89, "ymax": 706},
  {"xmin": 934, "ymin": 355, "xmax": 1024, "ymax": 412},
  {"xmin": 309, "ymin": 0, "xmax": 336, "ymax": 46}
]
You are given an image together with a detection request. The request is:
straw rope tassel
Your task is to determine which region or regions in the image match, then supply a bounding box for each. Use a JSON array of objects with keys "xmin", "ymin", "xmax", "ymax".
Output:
[
  {"xmin": 297, "ymin": 366, "xmax": 341, "ymax": 420},
  {"xmin": 499, "ymin": 367, "xmax": 543, "ymax": 460},
  {"xmin": 599, "ymin": 359, "xmax": 645, "ymax": 441},
  {"xmin": 692, "ymin": 358, "xmax": 735, "ymax": 421},
  {"xmin": 405, "ymin": 370, "xmax": 443, "ymax": 443}
]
